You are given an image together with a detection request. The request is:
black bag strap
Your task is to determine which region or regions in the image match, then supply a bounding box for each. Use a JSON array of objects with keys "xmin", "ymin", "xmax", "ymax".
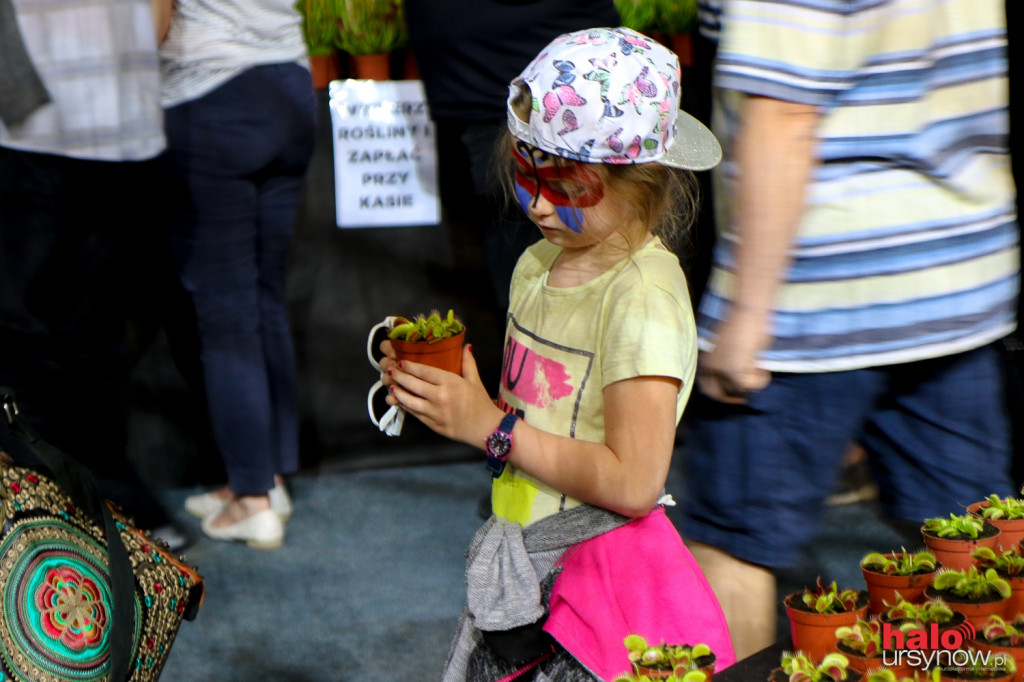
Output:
[{"xmin": 1, "ymin": 388, "xmax": 135, "ymax": 681}]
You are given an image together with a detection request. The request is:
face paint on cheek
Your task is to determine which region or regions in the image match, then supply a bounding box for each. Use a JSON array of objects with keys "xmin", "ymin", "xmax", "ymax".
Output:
[
  {"xmin": 514, "ymin": 184, "xmax": 535, "ymax": 217},
  {"xmin": 555, "ymin": 205, "xmax": 585, "ymax": 233}
]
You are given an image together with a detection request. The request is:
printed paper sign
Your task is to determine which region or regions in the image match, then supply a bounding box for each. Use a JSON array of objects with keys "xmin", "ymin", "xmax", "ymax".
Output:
[{"xmin": 329, "ymin": 79, "xmax": 440, "ymax": 228}]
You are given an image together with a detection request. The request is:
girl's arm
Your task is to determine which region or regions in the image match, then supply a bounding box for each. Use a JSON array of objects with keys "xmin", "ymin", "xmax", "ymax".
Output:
[{"xmin": 382, "ymin": 344, "xmax": 680, "ymax": 518}]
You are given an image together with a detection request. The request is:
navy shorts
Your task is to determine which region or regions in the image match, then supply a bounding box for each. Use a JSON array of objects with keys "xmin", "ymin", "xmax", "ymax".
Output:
[{"xmin": 681, "ymin": 343, "xmax": 1016, "ymax": 569}]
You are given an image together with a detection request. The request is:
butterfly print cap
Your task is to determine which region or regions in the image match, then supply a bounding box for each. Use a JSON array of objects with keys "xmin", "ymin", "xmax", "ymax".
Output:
[{"xmin": 507, "ymin": 26, "xmax": 721, "ymax": 170}]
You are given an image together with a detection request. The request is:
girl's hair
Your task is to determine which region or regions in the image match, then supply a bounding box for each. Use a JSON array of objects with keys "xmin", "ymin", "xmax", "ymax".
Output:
[{"xmin": 497, "ymin": 82, "xmax": 700, "ymax": 252}]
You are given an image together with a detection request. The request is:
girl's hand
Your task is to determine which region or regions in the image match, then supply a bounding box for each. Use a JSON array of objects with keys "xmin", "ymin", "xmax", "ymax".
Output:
[{"xmin": 384, "ymin": 344, "xmax": 504, "ymax": 447}]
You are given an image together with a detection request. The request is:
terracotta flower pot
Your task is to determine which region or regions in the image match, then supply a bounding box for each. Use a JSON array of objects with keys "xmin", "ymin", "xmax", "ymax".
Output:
[
  {"xmin": 391, "ymin": 329, "xmax": 465, "ymax": 374},
  {"xmin": 968, "ymin": 502, "xmax": 1024, "ymax": 552},
  {"xmin": 922, "ymin": 524, "xmax": 1001, "ymax": 571},
  {"xmin": 970, "ymin": 638, "xmax": 1024, "ymax": 682},
  {"xmin": 926, "ymin": 586, "xmax": 1010, "ymax": 630},
  {"xmin": 309, "ymin": 52, "xmax": 340, "ymax": 90},
  {"xmin": 350, "ymin": 52, "xmax": 391, "ymax": 80},
  {"xmin": 784, "ymin": 592, "xmax": 870, "ymax": 664},
  {"xmin": 862, "ymin": 556, "xmax": 937, "ymax": 615},
  {"xmin": 636, "ymin": 651, "xmax": 715, "ymax": 680},
  {"xmin": 1004, "ymin": 575, "xmax": 1024, "ymax": 622}
]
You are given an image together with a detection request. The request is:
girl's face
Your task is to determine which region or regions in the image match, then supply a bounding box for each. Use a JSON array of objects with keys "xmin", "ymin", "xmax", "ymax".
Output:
[{"xmin": 512, "ymin": 144, "xmax": 621, "ymax": 248}]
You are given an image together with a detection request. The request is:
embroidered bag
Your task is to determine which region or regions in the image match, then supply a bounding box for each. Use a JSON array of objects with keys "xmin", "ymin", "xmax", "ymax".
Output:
[{"xmin": 0, "ymin": 389, "xmax": 204, "ymax": 681}]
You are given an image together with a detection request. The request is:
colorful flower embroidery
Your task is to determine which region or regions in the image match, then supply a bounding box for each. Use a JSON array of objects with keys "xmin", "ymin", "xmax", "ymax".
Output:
[{"xmin": 34, "ymin": 566, "xmax": 108, "ymax": 650}]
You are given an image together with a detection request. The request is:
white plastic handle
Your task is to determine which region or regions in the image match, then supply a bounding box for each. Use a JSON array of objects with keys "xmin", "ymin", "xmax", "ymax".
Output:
[{"xmin": 366, "ymin": 316, "xmax": 399, "ymax": 372}]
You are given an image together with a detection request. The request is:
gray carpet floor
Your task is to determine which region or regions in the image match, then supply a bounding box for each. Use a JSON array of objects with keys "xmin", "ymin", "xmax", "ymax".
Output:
[{"xmin": 156, "ymin": 454, "xmax": 912, "ymax": 681}]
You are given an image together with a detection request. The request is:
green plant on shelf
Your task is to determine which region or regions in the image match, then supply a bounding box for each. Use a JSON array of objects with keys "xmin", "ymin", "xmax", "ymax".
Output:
[
  {"xmin": 334, "ymin": 0, "xmax": 407, "ymax": 56},
  {"xmin": 972, "ymin": 545, "xmax": 1024, "ymax": 577},
  {"xmin": 979, "ymin": 614, "xmax": 1024, "ymax": 646},
  {"xmin": 922, "ymin": 513, "xmax": 988, "ymax": 539},
  {"xmin": 615, "ymin": 0, "xmax": 697, "ymax": 35},
  {"xmin": 861, "ymin": 548, "xmax": 937, "ymax": 576},
  {"xmin": 297, "ymin": 0, "xmax": 338, "ymax": 55},
  {"xmin": 978, "ymin": 489, "xmax": 1024, "ymax": 521},
  {"xmin": 879, "ymin": 594, "xmax": 956, "ymax": 624},
  {"xmin": 777, "ymin": 650, "xmax": 853, "ymax": 681},
  {"xmin": 931, "ymin": 566, "xmax": 1011, "ymax": 601},
  {"xmin": 799, "ymin": 578, "xmax": 864, "ymax": 614}
]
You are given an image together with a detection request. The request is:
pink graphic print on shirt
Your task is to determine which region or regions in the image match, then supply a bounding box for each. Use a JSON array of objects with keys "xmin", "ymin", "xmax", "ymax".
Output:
[{"xmin": 501, "ymin": 336, "xmax": 574, "ymax": 409}]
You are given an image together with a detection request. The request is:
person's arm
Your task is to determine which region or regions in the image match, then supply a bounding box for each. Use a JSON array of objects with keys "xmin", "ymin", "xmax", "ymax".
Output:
[
  {"xmin": 152, "ymin": 0, "xmax": 172, "ymax": 43},
  {"xmin": 698, "ymin": 94, "xmax": 821, "ymax": 404},
  {"xmin": 383, "ymin": 345, "xmax": 680, "ymax": 518}
]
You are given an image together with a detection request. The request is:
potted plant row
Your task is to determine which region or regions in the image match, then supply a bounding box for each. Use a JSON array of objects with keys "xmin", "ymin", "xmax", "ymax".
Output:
[{"xmin": 971, "ymin": 615, "xmax": 1024, "ymax": 682}]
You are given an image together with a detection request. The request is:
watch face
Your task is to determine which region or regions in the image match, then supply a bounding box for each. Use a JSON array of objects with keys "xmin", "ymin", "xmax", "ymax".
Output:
[{"xmin": 487, "ymin": 432, "xmax": 512, "ymax": 458}]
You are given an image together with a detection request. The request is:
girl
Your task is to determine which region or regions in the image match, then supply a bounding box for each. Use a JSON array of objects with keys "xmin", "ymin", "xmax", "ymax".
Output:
[{"xmin": 381, "ymin": 27, "xmax": 734, "ymax": 681}]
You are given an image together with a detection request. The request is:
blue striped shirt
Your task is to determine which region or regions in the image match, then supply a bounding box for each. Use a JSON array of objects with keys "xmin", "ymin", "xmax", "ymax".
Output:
[{"xmin": 697, "ymin": 0, "xmax": 1019, "ymax": 371}]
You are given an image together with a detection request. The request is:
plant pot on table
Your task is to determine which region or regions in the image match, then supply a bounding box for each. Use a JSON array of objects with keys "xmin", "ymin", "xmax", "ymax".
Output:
[
  {"xmin": 861, "ymin": 552, "xmax": 939, "ymax": 615},
  {"xmin": 922, "ymin": 523, "xmax": 1001, "ymax": 572},
  {"xmin": 785, "ymin": 591, "xmax": 870, "ymax": 663},
  {"xmin": 967, "ymin": 498, "xmax": 1024, "ymax": 552},
  {"xmin": 925, "ymin": 586, "xmax": 1010, "ymax": 631}
]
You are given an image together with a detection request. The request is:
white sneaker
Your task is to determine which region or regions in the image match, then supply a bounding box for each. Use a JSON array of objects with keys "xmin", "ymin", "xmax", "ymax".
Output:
[
  {"xmin": 184, "ymin": 482, "xmax": 293, "ymax": 520},
  {"xmin": 201, "ymin": 509, "xmax": 283, "ymax": 549}
]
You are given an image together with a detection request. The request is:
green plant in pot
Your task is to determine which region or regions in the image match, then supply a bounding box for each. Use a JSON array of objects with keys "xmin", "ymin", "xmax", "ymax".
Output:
[
  {"xmin": 623, "ymin": 635, "xmax": 716, "ymax": 680},
  {"xmin": 387, "ymin": 309, "xmax": 466, "ymax": 374},
  {"xmin": 768, "ymin": 650, "xmax": 858, "ymax": 682},
  {"xmin": 334, "ymin": 0, "xmax": 407, "ymax": 79},
  {"xmin": 921, "ymin": 514, "xmax": 1001, "ymax": 571},
  {"xmin": 973, "ymin": 546, "xmax": 1024, "ymax": 621},
  {"xmin": 968, "ymin": 489, "xmax": 1024, "ymax": 552},
  {"xmin": 785, "ymin": 579, "xmax": 870, "ymax": 664},
  {"xmin": 970, "ymin": 614, "xmax": 1024, "ymax": 682},
  {"xmin": 879, "ymin": 593, "xmax": 962, "ymax": 627},
  {"xmin": 926, "ymin": 566, "xmax": 1012, "ymax": 629},
  {"xmin": 861, "ymin": 549, "xmax": 939, "ymax": 613}
]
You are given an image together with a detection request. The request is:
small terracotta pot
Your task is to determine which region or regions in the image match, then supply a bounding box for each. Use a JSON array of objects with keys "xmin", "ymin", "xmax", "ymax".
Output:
[
  {"xmin": 1004, "ymin": 575, "xmax": 1024, "ymax": 622},
  {"xmin": 968, "ymin": 502, "xmax": 1024, "ymax": 552},
  {"xmin": 350, "ymin": 52, "xmax": 391, "ymax": 80},
  {"xmin": 784, "ymin": 592, "xmax": 869, "ymax": 664},
  {"xmin": 862, "ymin": 555, "xmax": 937, "ymax": 615},
  {"xmin": 926, "ymin": 586, "xmax": 1010, "ymax": 630},
  {"xmin": 309, "ymin": 52, "xmax": 340, "ymax": 90},
  {"xmin": 922, "ymin": 524, "xmax": 1001, "ymax": 571},
  {"xmin": 391, "ymin": 329, "xmax": 465, "ymax": 374},
  {"xmin": 971, "ymin": 638, "xmax": 1024, "ymax": 682}
]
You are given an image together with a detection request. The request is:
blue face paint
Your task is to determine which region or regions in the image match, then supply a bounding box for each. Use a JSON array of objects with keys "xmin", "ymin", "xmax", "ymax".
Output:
[
  {"xmin": 515, "ymin": 180, "xmax": 586, "ymax": 233},
  {"xmin": 555, "ymin": 205, "xmax": 585, "ymax": 233}
]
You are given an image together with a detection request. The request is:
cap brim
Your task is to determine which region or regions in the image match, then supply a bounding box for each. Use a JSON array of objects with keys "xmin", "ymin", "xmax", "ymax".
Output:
[{"xmin": 661, "ymin": 110, "xmax": 722, "ymax": 171}]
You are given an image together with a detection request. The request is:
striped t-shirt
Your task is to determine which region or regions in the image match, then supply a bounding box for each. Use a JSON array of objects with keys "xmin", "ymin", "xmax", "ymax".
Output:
[
  {"xmin": 696, "ymin": 0, "xmax": 1019, "ymax": 372},
  {"xmin": 159, "ymin": 0, "xmax": 308, "ymax": 108}
]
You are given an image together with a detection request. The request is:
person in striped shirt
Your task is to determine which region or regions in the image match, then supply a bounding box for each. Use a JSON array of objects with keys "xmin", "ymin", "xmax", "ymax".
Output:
[{"xmin": 681, "ymin": 0, "xmax": 1019, "ymax": 659}]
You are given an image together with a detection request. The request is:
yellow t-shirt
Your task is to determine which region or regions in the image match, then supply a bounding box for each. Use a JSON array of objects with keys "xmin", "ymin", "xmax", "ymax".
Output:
[{"xmin": 491, "ymin": 237, "xmax": 697, "ymax": 526}]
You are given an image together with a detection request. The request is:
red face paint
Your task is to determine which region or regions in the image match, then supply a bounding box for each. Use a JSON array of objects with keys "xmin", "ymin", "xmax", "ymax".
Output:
[{"xmin": 511, "ymin": 144, "xmax": 604, "ymax": 209}]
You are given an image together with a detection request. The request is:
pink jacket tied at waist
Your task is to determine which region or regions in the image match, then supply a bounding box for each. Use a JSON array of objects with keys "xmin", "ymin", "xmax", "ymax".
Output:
[{"xmin": 543, "ymin": 507, "xmax": 736, "ymax": 680}]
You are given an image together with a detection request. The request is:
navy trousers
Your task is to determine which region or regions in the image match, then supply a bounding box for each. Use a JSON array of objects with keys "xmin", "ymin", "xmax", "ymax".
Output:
[
  {"xmin": 0, "ymin": 146, "xmax": 173, "ymax": 528},
  {"xmin": 161, "ymin": 63, "xmax": 316, "ymax": 496}
]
